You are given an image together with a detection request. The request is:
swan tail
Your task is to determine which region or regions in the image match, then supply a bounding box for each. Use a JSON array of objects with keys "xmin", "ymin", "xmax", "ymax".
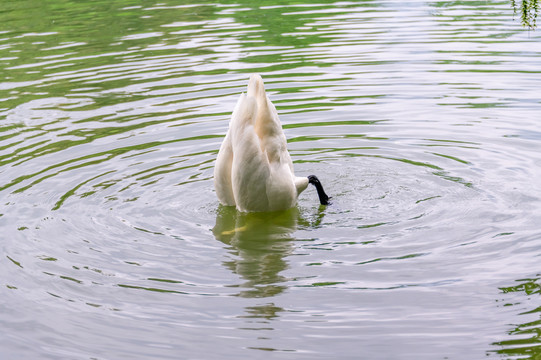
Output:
[{"xmin": 247, "ymin": 74, "xmax": 294, "ymax": 172}]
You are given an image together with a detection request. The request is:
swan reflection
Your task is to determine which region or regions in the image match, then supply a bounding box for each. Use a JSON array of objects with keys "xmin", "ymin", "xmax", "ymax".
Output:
[{"xmin": 213, "ymin": 206, "xmax": 301, "ymax": 298}]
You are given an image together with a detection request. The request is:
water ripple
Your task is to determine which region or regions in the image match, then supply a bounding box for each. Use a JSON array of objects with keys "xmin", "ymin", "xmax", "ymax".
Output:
[{"xmin": 1, "ymin": 1, "xmax": 541, "ymax": 359}]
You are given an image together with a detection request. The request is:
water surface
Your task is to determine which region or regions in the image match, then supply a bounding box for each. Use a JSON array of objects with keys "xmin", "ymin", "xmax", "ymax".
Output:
[{"xmin": 1, "ymin": 1, "xmax": 540, "ymax": 359}]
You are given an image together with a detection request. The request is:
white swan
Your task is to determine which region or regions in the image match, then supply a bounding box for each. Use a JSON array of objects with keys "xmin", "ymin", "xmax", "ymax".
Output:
[{"xmin": 214, "ymin": 74, "xmax": 329, "ymax": 212}]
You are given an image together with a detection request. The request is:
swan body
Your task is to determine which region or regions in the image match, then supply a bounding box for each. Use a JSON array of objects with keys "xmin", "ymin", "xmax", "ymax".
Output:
[{"xmin": 214, "ymin": 74, "xmax": 329, "ymax": 212}]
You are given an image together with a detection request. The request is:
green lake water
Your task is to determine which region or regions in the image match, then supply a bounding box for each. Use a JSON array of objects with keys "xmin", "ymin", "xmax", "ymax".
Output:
[{"xmin": 1, "ymin": 1, "xmax": 540, "ymax": 359}]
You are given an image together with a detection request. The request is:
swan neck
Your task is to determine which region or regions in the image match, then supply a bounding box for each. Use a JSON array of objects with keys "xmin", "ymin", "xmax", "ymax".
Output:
[{"xmin": 308, "ymin": 175, "xmax": 330, "ymax": 205}]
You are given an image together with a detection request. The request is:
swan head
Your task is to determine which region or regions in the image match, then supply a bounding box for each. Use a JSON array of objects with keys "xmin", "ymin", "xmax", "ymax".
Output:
[{"xmin": 308, "ymin": 175, "xmax": 331, "ymax": 205}]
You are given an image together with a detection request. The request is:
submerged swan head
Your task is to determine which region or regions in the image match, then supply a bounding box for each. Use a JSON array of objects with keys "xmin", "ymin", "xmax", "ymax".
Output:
[{"xmin": 214, "ymin": 74, "xmax": 330, "ymax": 212}]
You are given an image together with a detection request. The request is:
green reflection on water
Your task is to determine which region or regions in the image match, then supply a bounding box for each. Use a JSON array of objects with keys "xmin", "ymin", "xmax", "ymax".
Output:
[
  {"xmin": 2, "ymin": 0, "xmax": 221, "ymax": 109},
  {"xmin": 118, "ymin": 283, "xmax": 188, "ymax": 295},
  {"xmin": 0, "ymin": 0, "xmax": 538, "ymax": 357},
  {"xmin": 492, "ymin": 275, "xmax": 541, "ymax": 359}
]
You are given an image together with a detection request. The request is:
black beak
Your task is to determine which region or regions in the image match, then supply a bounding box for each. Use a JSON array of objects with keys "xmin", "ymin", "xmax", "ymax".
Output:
[{"xmin": 308, "ymin": 175, "xmax": 330, "ymax": 205}]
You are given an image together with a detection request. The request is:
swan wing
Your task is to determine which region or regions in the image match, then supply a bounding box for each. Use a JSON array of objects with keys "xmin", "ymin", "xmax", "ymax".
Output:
[
  {"xmin": 214, "ymin": 130, "xmax": 235, "ymax": 206},
  {"xmin": 214, "ymin": 93, "xmax": 250, "ymax": 206}
]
